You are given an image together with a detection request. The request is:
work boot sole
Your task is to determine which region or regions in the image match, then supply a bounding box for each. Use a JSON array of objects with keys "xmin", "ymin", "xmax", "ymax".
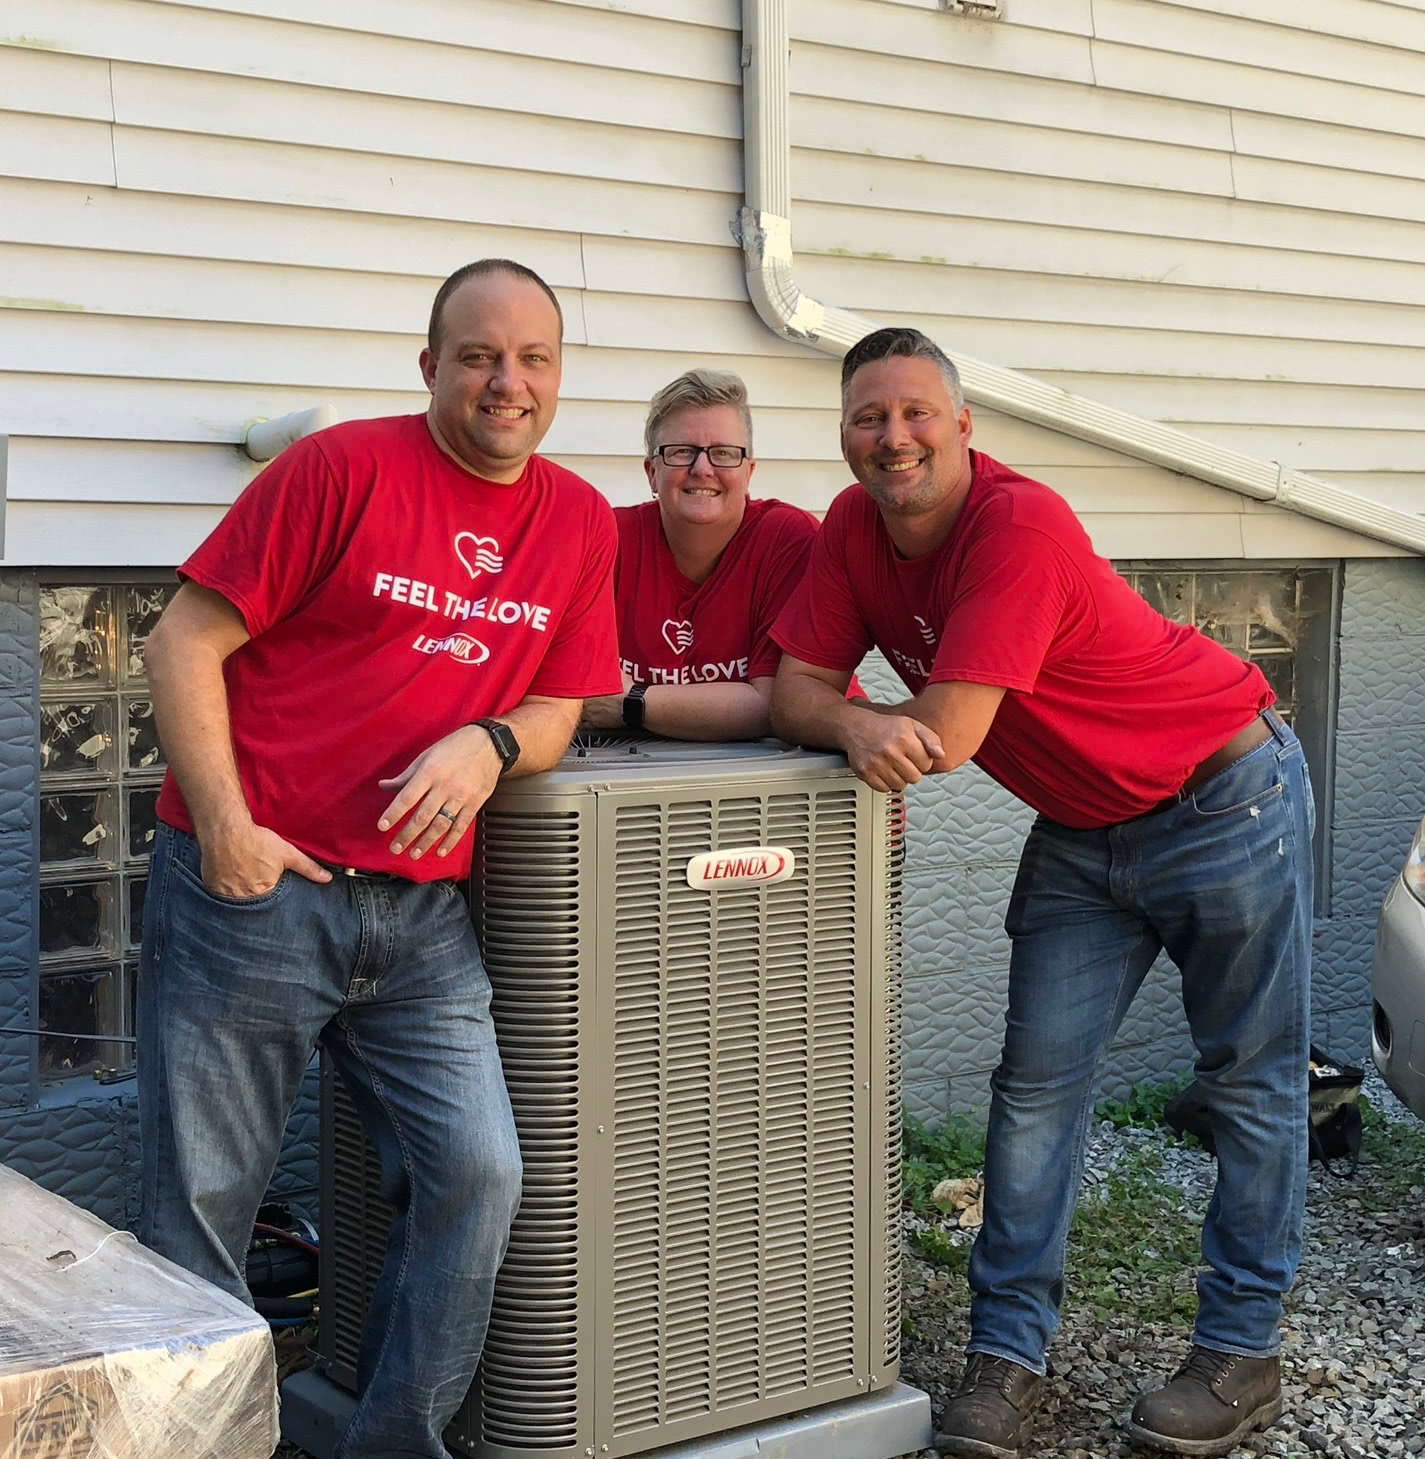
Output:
[
  {"xmin": 933, "ymin": 1433, "xmax": 1022, "ymax": 1459},
  {"xmin": 1123, "ymin": 1393, "xmax": 1284, "ymax": 1457}
]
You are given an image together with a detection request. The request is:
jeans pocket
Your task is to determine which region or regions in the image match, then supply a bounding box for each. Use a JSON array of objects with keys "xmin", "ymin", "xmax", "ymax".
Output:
[
  {"xmin": 1188, "ymin": 748, "xmax": 1285, "ymax": 820},
  {"xmin": 168, "ymin": 847, "xmax": 292, "ymax": 908}
]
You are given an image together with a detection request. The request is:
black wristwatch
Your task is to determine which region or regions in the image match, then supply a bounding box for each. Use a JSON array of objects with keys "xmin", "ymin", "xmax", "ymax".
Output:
[
  {"xmin": 474, "ymin": 718, "xmax": 520, "ymax": 775},
  {"xmin": 622, "ymin": 683, "xmax": 649, "ymax": 731}
]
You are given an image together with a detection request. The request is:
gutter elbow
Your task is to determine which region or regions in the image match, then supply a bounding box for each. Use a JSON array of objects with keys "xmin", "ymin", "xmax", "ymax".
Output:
[{"xmin": 736, "ymin": 207, "xmax": 827, "ymax": 345}]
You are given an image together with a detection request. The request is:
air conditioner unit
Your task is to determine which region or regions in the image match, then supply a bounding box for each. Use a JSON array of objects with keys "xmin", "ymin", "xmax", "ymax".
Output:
[{"xmin": 296, "ymin": 736, "xmax": 927, "ymax": 1459}]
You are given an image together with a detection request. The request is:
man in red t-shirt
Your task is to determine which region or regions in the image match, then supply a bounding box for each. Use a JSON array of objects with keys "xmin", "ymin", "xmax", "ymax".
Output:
[
  {"xmin": 771, "ymin": 328, "xmax": 1313, "ymax": 1459},
  {"xmin": 581, "ymin": 367, "xmax": 858, "ymax": 740},
  {"xmin": 139, "ymin": 261, "xmax": 621, "ymax": 1459}
]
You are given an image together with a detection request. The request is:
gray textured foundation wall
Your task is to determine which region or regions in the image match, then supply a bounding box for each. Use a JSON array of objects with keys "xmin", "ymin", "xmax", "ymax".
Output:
[
  {"xmin": 0, "ymin": 577, "xmax": 39, "ymax": 1113},
  {"xmin": 858, "ymin": 653, "xmax": 1196, "ymax": 1126},
  {"xmin": 1318, "ymin": 561, "xmax": 1425, "ymax": 1061},
  {"xmin": 0, "ymin": 1068, "xmax": 322, "ymax": 1231},
  {"xmin": 871, "ymin": 555, "xmax": 1425, "ymax": 1128}
]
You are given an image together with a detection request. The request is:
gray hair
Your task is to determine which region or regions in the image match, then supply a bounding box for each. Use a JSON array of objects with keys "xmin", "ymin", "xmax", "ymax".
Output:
[
  {"xmin": 840, "ymin": 327, "xmax": 964, "ymax": 414},
  {"xmin": 644, "ymin": 369, "xmax": 755, "ymax": 457}
]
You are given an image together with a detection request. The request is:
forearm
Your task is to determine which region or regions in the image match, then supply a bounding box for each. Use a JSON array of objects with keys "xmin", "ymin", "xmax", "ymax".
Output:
[
  {"xmin": 642, "ymin": 682, "xmax": 773, "ymax": 742},
  {"xmin": 771, "ymin": 674, "xmax": 867, "ymax": 753},
  {"xmin": 146, "ymin": 633, "xmax": 252, "ymax": 839},
  {"xmin": 499, "ymin": 697, "xmax": 582, "ymax": 777},
  {"xmin": 851, "ymin": 684, "xmax": 1001, "ymax": 773},
  {"xmin": 849, "ymin": 696, "xmax": 960, "ymax": 772}
]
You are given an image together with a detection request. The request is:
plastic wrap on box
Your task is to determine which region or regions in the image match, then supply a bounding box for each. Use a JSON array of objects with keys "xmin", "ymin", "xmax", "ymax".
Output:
[{"xmin": 0, "ymin": 1164, "xmax": 278, "ymax": 1459}]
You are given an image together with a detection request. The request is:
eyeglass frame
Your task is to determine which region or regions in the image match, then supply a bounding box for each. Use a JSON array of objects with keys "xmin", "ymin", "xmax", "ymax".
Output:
[{"xmin": 650, "ymin": 443, "xmax": 751, "ymax": 468}]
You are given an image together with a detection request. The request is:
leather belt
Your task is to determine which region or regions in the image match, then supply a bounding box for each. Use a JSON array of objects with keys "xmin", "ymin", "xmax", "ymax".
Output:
[
  {"xmin": 1159, "ymin": 712, "xmax": 1275, "ymax": 811},
  {"xmin": 320, "ymin": 862, "xmax": 402, "ymax": 882}
]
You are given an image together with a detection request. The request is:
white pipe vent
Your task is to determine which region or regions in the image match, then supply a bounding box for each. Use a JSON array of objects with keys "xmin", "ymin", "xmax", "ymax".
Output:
[{"xmin": 243, "ymin": 405, "xmax": 340, "ymax": 462}]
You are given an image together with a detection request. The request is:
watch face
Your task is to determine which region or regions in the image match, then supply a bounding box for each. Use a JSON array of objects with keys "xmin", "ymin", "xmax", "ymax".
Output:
[{"xmin": 480, "ymin": 719, "xmax": 520, "ymax": 770}]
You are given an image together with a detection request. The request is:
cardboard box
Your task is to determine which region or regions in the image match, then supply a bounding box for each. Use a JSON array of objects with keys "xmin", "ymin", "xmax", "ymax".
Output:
[{"xmin": 0, "ymin": 1167, "xmax": 278, "ymax": 1459}]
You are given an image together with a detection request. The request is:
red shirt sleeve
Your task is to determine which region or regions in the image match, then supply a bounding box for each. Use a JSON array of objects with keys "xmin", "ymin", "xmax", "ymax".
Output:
[
  {"xmin": 928, "ymin": 517, "xmax": 1084, "ymax": 693},
  {"xmin": 527, "ymin": 495, "xmax": 623, "ymax": 698},
  {"xmin": 747, "ymin": 508, "xmax": 818, "ymax": 680},
  {"xmin": 180, "ymin": 436, "xmax": 353, "ymax": 636},
  {"xmin": 769, "ymin": 498, "xmax": 873, "ymax": 673}
]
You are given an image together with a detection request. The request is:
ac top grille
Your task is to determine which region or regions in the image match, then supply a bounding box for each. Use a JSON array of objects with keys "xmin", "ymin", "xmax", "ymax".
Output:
[{"xmin": 608, "ymin": 787, "xmax": 864, "ymax": 1441}]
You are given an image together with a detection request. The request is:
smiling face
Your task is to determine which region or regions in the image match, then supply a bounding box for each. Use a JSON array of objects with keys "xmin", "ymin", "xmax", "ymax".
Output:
[
  {"xmin": 419, "ymin": 272, "xmax": 562, "ymax": 483},
  {"xmin": 840, "ymin": 355, "xmax": 974, "ymax": 522},
  {"xmin": 645, "ymin": 403, "xmax": 756, "ymax": 536}
]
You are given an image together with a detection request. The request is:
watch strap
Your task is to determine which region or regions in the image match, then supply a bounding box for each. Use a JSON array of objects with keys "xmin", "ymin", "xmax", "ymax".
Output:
[
  {"xmin": 622, "ymin": 683, "xmax": 649, "ymax": 731},
  {"xmin": 474, "ymin": 717, "xmax": 520, "ymax": 774}
]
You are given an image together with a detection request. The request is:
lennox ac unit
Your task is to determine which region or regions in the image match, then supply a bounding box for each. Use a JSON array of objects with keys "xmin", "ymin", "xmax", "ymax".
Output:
[{"xmin": 303, "ymin": 737, "xmax": 926, "ymax": 1459}]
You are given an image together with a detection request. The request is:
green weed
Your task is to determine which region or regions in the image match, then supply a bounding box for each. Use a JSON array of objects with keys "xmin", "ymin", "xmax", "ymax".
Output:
[
  {"xmin": 1354, "ymin": 1095, "xmax": 1425, "ymax": 1211},
  {"xmin": 1094, "ymin": 1075, "xmax": 1193, "ymax": 1132},
  {"xmin": 902, "ymin": 1112, "xmax": 987, "ymax": 1214},
  {"xmin": 911, "ymin": 1225, "xmax": 971, "ymax": 1275},
  {"xmin": 1064, "ymin": 1146, "xmax": 1199, "ymax": 1327}
]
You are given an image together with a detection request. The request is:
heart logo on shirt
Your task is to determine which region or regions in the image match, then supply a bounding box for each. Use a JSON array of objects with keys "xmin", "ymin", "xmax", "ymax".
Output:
[
  {"xmin": 454, "ymin": 533, "xmax": 504, "ymax": 580},
  {"xmin": 662, "ymin": 618, "xmax": 694, "ymax": 655}
]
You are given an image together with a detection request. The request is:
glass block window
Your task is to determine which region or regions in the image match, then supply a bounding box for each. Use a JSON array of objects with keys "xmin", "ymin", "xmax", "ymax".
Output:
[
  {"xmin": 1118, "ymin": 562, "xmax": 1337, "ymax": 909},
  {"xmin": 1120, "ymin": 567, "xmax": 1320, "ymax": 724},
  {"xmin": 38, "ymin": 581, "xmax": 175, "ymax": 1081}
]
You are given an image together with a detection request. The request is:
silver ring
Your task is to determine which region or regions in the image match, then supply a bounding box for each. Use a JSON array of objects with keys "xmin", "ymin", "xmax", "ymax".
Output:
[{"xmin": 436, "ymin": 807, "xmax": 458, "ymax": 821}]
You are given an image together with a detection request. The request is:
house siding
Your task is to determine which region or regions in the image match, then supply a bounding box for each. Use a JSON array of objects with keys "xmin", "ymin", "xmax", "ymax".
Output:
[
  {"xmin": 794, "ymin": 0, "xmax": 1425, "ymax": 517},
  {"xmin": 1, "ymin": 0, "xmax": 1421, "ymax": 563}
]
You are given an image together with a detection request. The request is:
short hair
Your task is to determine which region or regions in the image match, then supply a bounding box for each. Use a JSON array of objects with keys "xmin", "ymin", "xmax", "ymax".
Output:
[
  {"xmin": 840, "ymin": 327, "xmax": 964, "ymax": 413},
  {"xmin": 427, "ymin": 259, "xmax": 564, "ymax": 355},
  {"xmin": 644, "ymin": 368, "xmax": 755, "ymax": 457}
]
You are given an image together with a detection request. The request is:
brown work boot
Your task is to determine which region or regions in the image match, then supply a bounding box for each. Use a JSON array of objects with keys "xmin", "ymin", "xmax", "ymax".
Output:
[
  {"xmin": 1127, "ymin": 1346, "xmax": 1283, "ymax": 1456},
  {"xmin": 933, "ymin": 1352, "xmax": 1045, "ymax": 1459}
]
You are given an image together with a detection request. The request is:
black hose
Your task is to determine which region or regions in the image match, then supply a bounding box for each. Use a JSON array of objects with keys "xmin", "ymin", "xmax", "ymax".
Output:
[{"xmin": 254, "ymin": 1295, "xmax": 315, "ymax": 1320}]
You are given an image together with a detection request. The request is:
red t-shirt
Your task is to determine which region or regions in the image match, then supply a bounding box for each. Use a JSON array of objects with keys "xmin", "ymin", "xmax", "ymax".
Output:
[
  {"xmin": 613, "ymin": 497, "xmax": 820, "ymax": 685},
  {"xmin": 156, "ymin": 414, "xmax": 622, "ymax": 878},
  {"xmin": 771, "ymin": 453, "xmax": 1273, "ymax": 829}
]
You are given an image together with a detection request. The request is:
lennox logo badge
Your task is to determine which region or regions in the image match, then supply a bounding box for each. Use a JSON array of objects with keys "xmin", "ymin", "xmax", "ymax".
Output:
[
  {"xmin": 454, "ymin": 533, "xmax": 504, "ymax": 580},
  {"xmin": 686, "ymin": 845, "xmax": 796, "ymax": 890},
  {"xmin": 661, "ymin": 618, "xmax": 694, "ymax": 654},
  {"xmin": 412, "ymin": 632, "xmax": 490, "ymax": 664}
]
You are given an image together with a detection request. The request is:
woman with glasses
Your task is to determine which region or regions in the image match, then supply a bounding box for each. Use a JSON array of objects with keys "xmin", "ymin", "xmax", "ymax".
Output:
[{"xmin": 581, "ymin": 368, "xmax": 858, "ymax": 740}]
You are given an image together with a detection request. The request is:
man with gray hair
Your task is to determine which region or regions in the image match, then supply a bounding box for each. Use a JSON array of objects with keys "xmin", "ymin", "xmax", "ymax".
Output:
[
  {"xmin": 770, "ymin": 326, "xmax": 1314, "ymax": 1458},
  {"xmin": 581, "ymin": 366, "xmax": 859, "ymax": 739}
]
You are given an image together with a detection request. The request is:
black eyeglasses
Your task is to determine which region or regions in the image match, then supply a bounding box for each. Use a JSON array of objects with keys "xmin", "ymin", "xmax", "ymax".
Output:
[{"xmin": 653, "ymin": 444, "xmax": 750, "ymax": 468}]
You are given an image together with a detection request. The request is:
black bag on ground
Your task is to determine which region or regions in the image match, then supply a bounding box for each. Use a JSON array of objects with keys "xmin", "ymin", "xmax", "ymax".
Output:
[
  {"xmin": 1162, "ymin": 1045, "xmax": 1364, "ymax": 1177},
  {"xmin": 1306, "ymin": 1047, "xmax": 1365, "ymax": 1177}
]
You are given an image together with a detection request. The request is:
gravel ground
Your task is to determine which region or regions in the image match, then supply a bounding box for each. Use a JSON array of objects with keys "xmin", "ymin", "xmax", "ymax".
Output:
[
  {"xmin": 275, "ymin": 1072, "xmax": 1424, "ymax": 1459},
  {"xmin": 897, "ymin": 1068, "xmax": 1425, "ymax": 1459}
]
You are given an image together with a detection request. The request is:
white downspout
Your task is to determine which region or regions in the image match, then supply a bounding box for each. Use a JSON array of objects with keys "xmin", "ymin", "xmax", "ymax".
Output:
[
  {"xmin": 736, "ymin": 0, "xmax": 1425, "ymax": 555},
  {"xmin": 243, "ymin": 405, "xmax": 340, "ymax": 462}
]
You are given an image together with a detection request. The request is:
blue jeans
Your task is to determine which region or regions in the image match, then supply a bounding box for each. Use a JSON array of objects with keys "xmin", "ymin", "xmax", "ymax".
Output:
[
  {"xmin": 968, "ymin": 714, "xmax": 1314, "ymax": 1372},
  {"xmin": 138, "ymin": 823, "xmax": 522, "ymax": 1459}
]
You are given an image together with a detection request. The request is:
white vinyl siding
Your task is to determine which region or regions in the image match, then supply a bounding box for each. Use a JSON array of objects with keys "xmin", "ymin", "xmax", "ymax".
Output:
[{"xmin": 2, "ymin": 0, "xmax": 1422, "ymax": 564}]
